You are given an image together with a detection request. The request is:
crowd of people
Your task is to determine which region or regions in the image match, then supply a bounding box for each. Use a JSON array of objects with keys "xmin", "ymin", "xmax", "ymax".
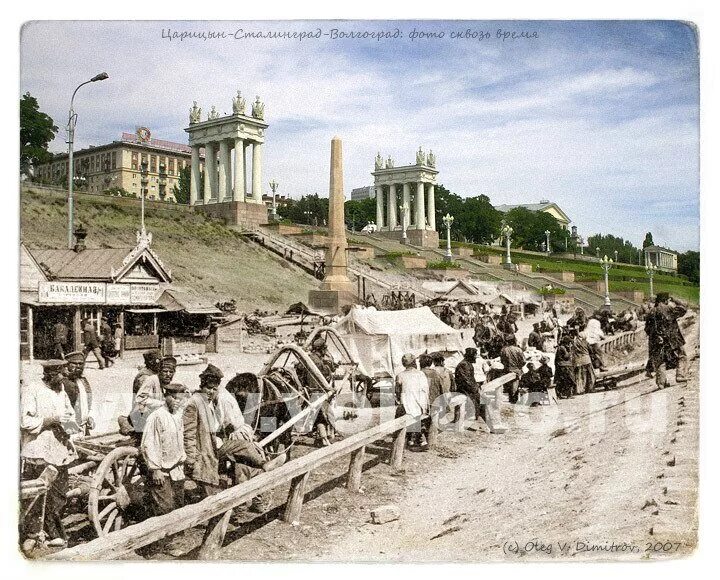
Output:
[{"xmin": 19, "ymin": 293, "xmax": 690, "ymax": 553}]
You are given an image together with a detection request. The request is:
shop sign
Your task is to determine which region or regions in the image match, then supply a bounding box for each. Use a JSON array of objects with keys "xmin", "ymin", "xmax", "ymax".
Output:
[
  {"xmin": 38, "ymin": 282, "xmax": 106, "ymax": 304},
  {"xmin": 130, "ymin": 284, "xmax": 161, "ymax": 304},
  {"xmin": 106, "ymin": 284, "xmax": 132, "ymax": 304}
]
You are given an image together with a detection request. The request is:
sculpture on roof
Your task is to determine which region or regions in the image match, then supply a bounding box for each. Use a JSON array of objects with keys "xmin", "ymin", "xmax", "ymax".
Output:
[
  {"xmin": 208, "ymin": 106, "xmax": 219, "ymax": 120},
  {"xmin": 189, "ymin": 101, "xmax": 202, "ymax": 124},
  {"xmin": 375, "ymin": 152, "xmax": 384, "ymax": 171},
  {"xmin": 251, "ymin": 96, "xmax": 265, "ymax": 120},
  {"xmin": 232, "ymin": 91, "xmax": 246, "ymax": 115},
  {"xmin": 427, "ymin": 150, "xmax": 436, "ymax": 168},
  {"xmin": 416, "ymin": 146, "xmax": 426, "ymax": 166},
  {"xmin": 385, "ymin": 156, "xmax": 394, "ymax": 169}
]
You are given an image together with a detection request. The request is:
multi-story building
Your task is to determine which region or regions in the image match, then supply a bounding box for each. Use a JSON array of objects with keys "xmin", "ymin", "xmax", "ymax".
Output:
[{"xmin": 33, "ymin": 127, "xmax": 205, "ymax": 203}]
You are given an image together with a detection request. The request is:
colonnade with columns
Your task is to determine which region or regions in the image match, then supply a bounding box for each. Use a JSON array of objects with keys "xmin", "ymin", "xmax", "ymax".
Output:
[
  {"xmin": 371, "ymin": 149, "xmax": 439, "ymax": 233},
  {"xmin": 188, "ymin": 138, "xmax": 264, "ymax": 205},
  {"xmin": 374, "ymin": 181, "xmax": 436, "ymax": 231},
  {"xmin": 185, "ymin": 94, "xmax": 268, "ymax": 206}
]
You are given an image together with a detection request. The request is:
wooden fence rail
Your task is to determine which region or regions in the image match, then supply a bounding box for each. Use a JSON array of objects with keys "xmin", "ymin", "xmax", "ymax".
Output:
[{"xmin": 49, "ymin": 414, "xmax": 416, "ymax": 561}]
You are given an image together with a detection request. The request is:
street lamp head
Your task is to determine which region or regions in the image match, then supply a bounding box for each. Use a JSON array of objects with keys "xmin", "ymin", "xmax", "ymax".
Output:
[
  {"xmin": 90, "ymin": 72, "xmax": 109, "ymax": 82},
  {"xmin": 545, "ymin": 230, "xmax": 550, "ymax": 235}
]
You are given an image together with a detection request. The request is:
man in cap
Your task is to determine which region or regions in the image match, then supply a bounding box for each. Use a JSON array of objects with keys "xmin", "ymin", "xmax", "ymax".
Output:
[
  {"xmin": 454, "ymin": 347, "xmax": 484, "ymax": 420},
  {"xmin": 301, "ymin": 336, "xmax": 338, "ymax": 447},
  {"xmin": 63, "ymin": 351, "xmax": 94, "ymax": 435},
  {"xmin": 419, "ymin": 354, "xmax": 442, "ymax": 410},
  {"xmin": 395, "ymin": 353, "xmax": 430, "ymax": 449},
  {"xmin": 431, "ymin": 352, "xmax": 455, "ymax": 395},
  {"xmin": 645, "ymin": 292, "xmax": 689, "ymax": 389},
  {"xmin": 20, "ymin": 360, "xmax": 78, "ymax": 549},
  {"xmin": 537, "ymin": 355, "xmax": 554, "ymax": 392},
  {"xmin": 52, "ymin": 319, "xmax": 68, "ymax": 360},
  {"xmin": 183, "ymin": 364, "xmax": 223, "ymax": 498},
  {"xmin": 500, "ymin": 334, "xmax": 525, "ymax": 404},
  {"xmin": 127, "ymin": 356, "xmax": 177, "ymax": 437},
  {"xmin": 141, "ymin": 382, "xmax": 188, "ymax": 517},
  {"xmin": 133, "ymin": 350, "xmax": 162, "ymax": 395}
]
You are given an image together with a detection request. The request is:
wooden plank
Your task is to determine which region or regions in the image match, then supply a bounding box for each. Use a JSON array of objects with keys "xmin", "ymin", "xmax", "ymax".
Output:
[
  {"xmin": 283, "ymin": 471, "xmax": 311, "ymax": 524},
  {"xmin": 347, "ymin": 446, "xmax": 365, "ymax": 492},
  {"xmin": 49, "ymin": 414, "xmax": 413, "ymax": 561},
  {"xmin": 390, "ymin": 426, "xmax": 406, "ymax": 470},
  {"xmin": 197, "ymin": 509, "xmax": 233, "ymax": 560}
]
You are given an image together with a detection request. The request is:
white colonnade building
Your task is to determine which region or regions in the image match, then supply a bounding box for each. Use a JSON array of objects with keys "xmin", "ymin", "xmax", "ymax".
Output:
[
  {"xmin": 371, "ymin": 147, "xmax": 440, "ymax": 247},
  {"xmin": 184, "ymin": 92, "xmax": 268, "ymax": 206}
]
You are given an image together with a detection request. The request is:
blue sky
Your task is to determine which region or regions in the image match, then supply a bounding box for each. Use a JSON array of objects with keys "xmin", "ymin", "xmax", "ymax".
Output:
[{"xmin": 20, "ymin": 20, "xmax": 699, "ymax": 251}]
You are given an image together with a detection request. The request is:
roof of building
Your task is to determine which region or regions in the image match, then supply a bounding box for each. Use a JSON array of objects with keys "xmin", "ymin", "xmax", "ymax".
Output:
[
  {"xmin": 644, "ymin": 245, "xmax": 678, "ymax": 255},
  {"xmin": 30, "ymin": 247, "xmax": 134, "ymax": 280},
  {"xmin": 157, "ymin": 288, "xmax": 221, "ymax": 315},
  {"xmin": 46, "ymin": 132, "xmax": 201, "ymax": 162},
  {"xmin": 494, "ymin": 201, "xmax": 571, "ymax": 223}
]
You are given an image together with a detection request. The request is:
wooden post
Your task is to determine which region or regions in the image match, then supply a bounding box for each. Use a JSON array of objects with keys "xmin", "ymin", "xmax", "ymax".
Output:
[
  {"xmin": 427, "ymin": 415, "xmax": 438, "ymax": 447},
  {"xmin": 119, "ymin": 310, "xmax": 125, "ymax": 358},
  {"xmin": 197, "ymin": 508, "xmax": 233, "ymax": 559},
  {"xmin": 283, "ymin": 471, "xmax": 311, "ymax": 524},
  {"xmin": 347, "ymin": 446, "xmax": 365, "ymax": 492},
  {"xmin": 28, "ymin": 306, "xmax": 34, "ymax": 361},
  {"xmin": 390, "ymin": 426, "xmax": 406, "ymax": 470}
]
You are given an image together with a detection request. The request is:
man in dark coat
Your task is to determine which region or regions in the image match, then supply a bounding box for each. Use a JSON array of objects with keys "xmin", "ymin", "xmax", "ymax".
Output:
[
  {"xmin": 52, "ymin": 320, "xmax": 68, "ymax": 360},
  {"xmin": 500, "ymin": 334, "xmax": 525, "ymax": 404},
  {"xmin": 527, "ymin": 323, "xmax": 544, "ymax": 350},
  {"xmin": 645, "ymin": 292, "xmax": 688, "ymax": 389},
  {"xmin": 554, "ymin": 334, "xmax": 576, "ymax": 398},
  {"xmin": 81, "ymin": 317, "xmax": 105, "ymax": 369},
  {"xmin": 454, "ymin": 348, "xmax": 483, "ymax": 420}
]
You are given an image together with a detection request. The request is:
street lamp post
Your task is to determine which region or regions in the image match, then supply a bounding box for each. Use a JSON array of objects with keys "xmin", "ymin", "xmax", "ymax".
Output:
[
  {"xmin": 399, "ymin": 203, "xmax": 408, "ymax": 244},
  {"xmin": 442, "ymin": 213, "xmax": 454, "ymax": 262},
  {"xmin": 614, "ymin": 250, "xmax": 619, "ymax": 263},
  {"xmin": 66, "ymin": 72, "xmax": 109, "ymax": 249},
  {"xmin": 596, "ymin": 247, "xmax": 600, "ymax": 259},
  {"xmin": 600, "ymin": 255, "xmax": 614, "ymax": 309},
  {"xmin": 269, "ymin": 179, "xmax": 279, "ymax": 222},
  {"xmin": 501, "ymin": 220, "xmax": 513, "ymax": 267},
  {"xmin": 545, "ymin": 230, "xmax": 551, "ymax": 255},
  {"xmin": 140, "ymin": 160, "xmax": 148, "ymax": 232},
  {"xmin": 646, "ymin": 262, "xmax": 658, "ymax": 300}
]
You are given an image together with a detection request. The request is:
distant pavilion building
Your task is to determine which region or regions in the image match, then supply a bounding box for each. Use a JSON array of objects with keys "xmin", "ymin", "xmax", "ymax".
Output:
[
  {"xmin": 644, "ymin": 245, "xmax": 678, "ymax": 273},
  {"xmin": 494, "ymin": 200, "xmax": 572, "ymax": 230}
]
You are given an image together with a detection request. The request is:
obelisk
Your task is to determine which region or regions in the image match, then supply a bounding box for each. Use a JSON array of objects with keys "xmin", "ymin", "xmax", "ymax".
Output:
[{"xmin": 308, "ymin": 136, "xmax": 355, "ymax": 313}]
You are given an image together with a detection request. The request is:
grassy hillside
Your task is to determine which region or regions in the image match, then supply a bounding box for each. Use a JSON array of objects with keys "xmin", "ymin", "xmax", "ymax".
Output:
[
  {"xmin": 458, "ymin": 242, "xmax": 699, "ymax": 304},
  {"xmin": 20, "ymin": 188, "xmax": 320, "ymax": 311}
]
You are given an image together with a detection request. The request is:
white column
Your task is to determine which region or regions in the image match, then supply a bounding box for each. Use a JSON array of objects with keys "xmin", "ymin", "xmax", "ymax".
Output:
[
  {"xmin": 190, "ymin": 145, "xmax": 200, "ymax": 205},
  {"xmin": 243, "ymin": 141, "xmax": 249, "ymax": 201},
  {"xmin": 233, "ymin": 138, "xmax": 244, "ymax": 202},
  {"xmin": 388, "ymin": 183, "xmax": 397, "ymax": 230},
  {"xmin": 426, "ymin": 182, "xmax": 435, "ymax": 230},
  {"xmin": 402, "ymin": 182, "xmax": 411, "ymax": 227},
  {"xmin": 203, "ymin": 142, "xmax": 213, "ymax": 204},
  {"xmin": 375, "ymin": 184, "xmax": 385, "ymax": 229},
  {"xmin": 416, "ymin": 181, "xmax": 425, "ymax": 229},
  {"xmin": 252, "ymin": 142, "xmax": 263, "ymax": 203},
  {"xmin": 218, "ymin": 140, "xmax": 230, "ymax": 201}
]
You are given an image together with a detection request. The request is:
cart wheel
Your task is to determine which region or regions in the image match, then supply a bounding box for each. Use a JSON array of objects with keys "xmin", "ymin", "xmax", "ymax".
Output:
[{"xmin": 88, "ymin": 446, "xmax": 142, "ymax": 537}]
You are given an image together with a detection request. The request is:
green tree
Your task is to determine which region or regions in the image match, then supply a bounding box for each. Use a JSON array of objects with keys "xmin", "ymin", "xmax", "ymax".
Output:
[
  {"xmin": 642, "ymin": 232, "xmax": 655, "ymax": 248},
  {"xmin": 173, "ymin": 165, "xmax": 192, "ymax": 204},
  {"xmin": 20, "ymin": 93, "xmax": 58, "ymax": 177},
  {"xmin": 345, "ymin": 197, "xmax": 376, "ymax": 231},
  {"xmin": 678, "ymin": 250, "xmax": 699, "ymax": 284},
  {"xmin": 278, "ymin": 193, "xmax": 328, "ymax": 226},
  {"xmin": 454, "ymin": 195, "xmax": 502, "ymax": 245},
  {"xmin": 504, "ymin": 207, "xmax": 564, "ymax": 251},
  {"xmin": 586, "ymin": 233, "xmax": 641, "ymax": 264}
]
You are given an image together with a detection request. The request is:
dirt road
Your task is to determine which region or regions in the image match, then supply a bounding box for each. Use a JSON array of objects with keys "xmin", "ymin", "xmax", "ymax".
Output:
[{"xmin": 211, "ymin": 318, "xmax": 698, "ymax": 562}]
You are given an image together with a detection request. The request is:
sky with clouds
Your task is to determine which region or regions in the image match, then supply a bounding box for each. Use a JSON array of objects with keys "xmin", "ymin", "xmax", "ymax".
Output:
[{"xmin": 20, "ymin": 20, "xmax": 699, "ymax": 251}]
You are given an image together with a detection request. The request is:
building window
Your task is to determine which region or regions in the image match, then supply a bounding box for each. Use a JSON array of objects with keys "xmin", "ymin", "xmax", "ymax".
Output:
[
  {"xmin": 111, "ymin": 151, "xmax": 117, "ymax": 169},
  {"xmin": 131, "ymin": 152, "xmax": 138, "ymax": 170},
  {"xmin": 168, "ymin": 158, "xmax": 175, "ymax": 175},
  {"xmin": 150, "ymin": 155, "xmax": 157, "ymax": 173}
]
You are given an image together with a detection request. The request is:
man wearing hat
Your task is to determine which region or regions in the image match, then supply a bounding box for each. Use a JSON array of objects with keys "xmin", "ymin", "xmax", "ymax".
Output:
[
  {"xmin": 527, "ymin": 323, "xmax": 544, "ymax": 351},
  {"xmin": 63, "ymin": 351, "xmax": 94, "ymax": 435},
  {"xmin": 431, "ymin": 352, "xmax": 455, "ymax": 395},
  {"xmin": 500, "ymin": 334, "xmax": 525, "ymax": 404},
  {"xmin": 395, "ymin": 353, "xmax": 430, "ymax": 449},
  {"xmin": 81, "ymin": 316, "xmax": 105, "ymax": 370},
  {"xmin": 20, "ymin": 360, "xmax": 78, "ymax": 549},
  {"xmin": 183, "ymin": 364, "xmax": 223, "ymax": 497},
  {"xmin": 127, "ymin": 356, "xmax": 177, "ymax": 436},
  {"xmin": 133, "ymin": 350, "xmax": 162, "ymax": 394},
  {"xmin": 454, "ymin": 348, "xmax": 484, "ymax": 420},
  {"xmin": 141, "ymin": 382, "xmax": 188, "ymax": 517},
  {"xmin": 645, "ymin": 292, "xmax": 689, "ymax": 389}
]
